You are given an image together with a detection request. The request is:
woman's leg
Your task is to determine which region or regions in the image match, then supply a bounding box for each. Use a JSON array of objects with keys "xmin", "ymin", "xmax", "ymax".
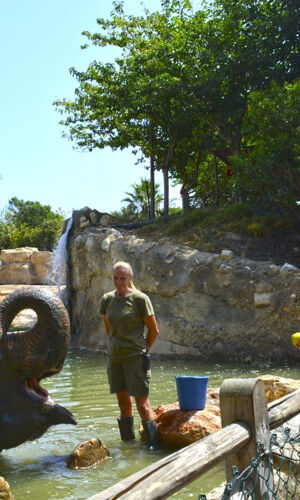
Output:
[
  {"xmin": 116, "ymin": 390, "xmax": 133, "ymax": 418},
  {"xmin": 116, "ymin": 391, "xmax": 135, "ymax": 441},
  {"xmin": 135, "ymin": 396, "xmax": 160, "ymax": 449},
  {"xmin": 135, "ymin": 396, "xmax": 155, "ymax": 422}
]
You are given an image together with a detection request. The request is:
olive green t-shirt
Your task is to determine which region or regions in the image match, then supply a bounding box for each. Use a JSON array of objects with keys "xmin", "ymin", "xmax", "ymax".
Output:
[{"xmin": 100, "ymin": 288, "xmax": 154, "ymax": 361}]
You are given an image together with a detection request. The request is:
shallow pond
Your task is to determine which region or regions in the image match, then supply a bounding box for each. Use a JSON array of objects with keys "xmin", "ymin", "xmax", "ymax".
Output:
[{"xmin": 1, "ymin": 350, "xmax": 299, "ymax": 500}]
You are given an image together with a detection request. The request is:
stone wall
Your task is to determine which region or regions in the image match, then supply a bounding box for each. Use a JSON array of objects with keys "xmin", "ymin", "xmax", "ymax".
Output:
[
  {"xmin": 68, "ymin": 226, "xmax": 300, "ymax": 363},
  {"xmin": 0, "ymin": 247, "xmax": 52, "ymax": 284}
]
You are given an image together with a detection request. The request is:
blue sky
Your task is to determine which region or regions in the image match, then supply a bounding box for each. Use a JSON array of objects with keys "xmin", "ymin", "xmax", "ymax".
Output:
[{"xmin": 0, "ymin": 0, "xmax": 180, "ymax": 219}]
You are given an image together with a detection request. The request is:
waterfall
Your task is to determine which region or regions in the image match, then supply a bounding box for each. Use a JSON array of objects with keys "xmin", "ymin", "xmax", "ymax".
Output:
[{"xmin": 47, "ymin": 217, "xmax": 73, "ymax": 298}]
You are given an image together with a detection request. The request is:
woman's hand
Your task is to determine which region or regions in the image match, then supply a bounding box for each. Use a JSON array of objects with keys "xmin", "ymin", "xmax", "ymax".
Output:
[
  {"xmin": 103, "ymin": 315, "xmax": 110, "ymax": 336},
  {"xmin": 143, "ymin": 315, "xmax": 159, "ymax": 350},
  {"xmin": 296, "ymin": 342, "xmax": 300, "ymax": 350}
]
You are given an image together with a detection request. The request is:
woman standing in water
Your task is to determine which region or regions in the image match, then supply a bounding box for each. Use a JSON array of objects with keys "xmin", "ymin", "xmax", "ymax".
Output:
[{"xmin": 100, "ymin": 261, "xmax": 160, "ymax": 449}]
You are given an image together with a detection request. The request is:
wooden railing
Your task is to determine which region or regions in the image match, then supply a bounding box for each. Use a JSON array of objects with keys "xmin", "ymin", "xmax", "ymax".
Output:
[{"xmin": 87, "ymin": 379, "xmax": 300, "ymax": 500}]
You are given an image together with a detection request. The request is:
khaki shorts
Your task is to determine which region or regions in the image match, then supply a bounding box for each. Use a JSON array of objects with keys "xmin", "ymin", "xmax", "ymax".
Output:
[{"xmin": 107, "ymin": 355, "xmax": 151, "ymax": 397}]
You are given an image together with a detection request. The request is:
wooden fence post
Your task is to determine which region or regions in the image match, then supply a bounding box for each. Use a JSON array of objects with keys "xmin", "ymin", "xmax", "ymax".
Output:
[{"xmin": 220, "ymin": 378, "xmax": 273, "ymax": 499}]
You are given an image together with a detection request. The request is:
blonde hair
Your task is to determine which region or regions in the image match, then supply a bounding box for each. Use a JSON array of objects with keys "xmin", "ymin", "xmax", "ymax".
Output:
[{"xmin": 112, "ymin": 261, "xmax": 135, "ymax": 288}]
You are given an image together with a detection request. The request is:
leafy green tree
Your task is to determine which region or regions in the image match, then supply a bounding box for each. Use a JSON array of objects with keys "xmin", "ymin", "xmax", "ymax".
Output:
[
  {"xmin": 55, "ymin": 0, "xmax": 300, "ymax": 215},
  {"xmin": 2, "ymin": 198, "xmax": 63, "ymax": 251},
  {"xmin": 7, "ymin": 197, "xmax": 61, "ymax": 227},
  {"xmin": 168, "ymin": 0, "xmax": 300, "ymax": 205},
  {"xmin": 55, "ymin": 0, "xmax": 205, "ymax": 216},
  {"xmin": 235, "ymin": 80, "xmax": 300, "ymax": 210},
  {"xmin": 185, "ymin": 0, "xmax": 300, "ymax": 172},
  {"xmin": 0, "ymin": 222, "xmax": 13, "ymax": 250}
]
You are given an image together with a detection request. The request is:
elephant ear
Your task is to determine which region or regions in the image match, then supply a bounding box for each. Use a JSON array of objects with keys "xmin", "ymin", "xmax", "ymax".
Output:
[{"xmin": 0, "ymin": 286, "xmax": 70, "ymax": 378}]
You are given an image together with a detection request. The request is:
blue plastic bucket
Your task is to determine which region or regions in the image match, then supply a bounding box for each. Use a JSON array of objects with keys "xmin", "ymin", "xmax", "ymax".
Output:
[{"xmin": 175, "ymin": 375, "xmax": 209, "ymax": 410}]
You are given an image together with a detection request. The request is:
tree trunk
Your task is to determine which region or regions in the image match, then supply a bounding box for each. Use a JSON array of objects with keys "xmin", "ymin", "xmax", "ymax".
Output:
[
  {"xmin": 150, "ymin": 155, "xmax": 155, "ymax": 219},
  {"xmin": 163, "ymin": 167, "xmax": 169, "ymax": 217},
  {"xmin": 162, "ymin": 140, "xmax": 177, "ymax": 217},
  {"xmin": 214, "ymin": 154, "xmax": 219, "ymax": 207},
  {"xmin": 180, "ymin": 185, "xmax": 190, "ymax": 212},
  {"xmin": 149, "ymin": 121, "xmax": 156, "ymax": 219}
]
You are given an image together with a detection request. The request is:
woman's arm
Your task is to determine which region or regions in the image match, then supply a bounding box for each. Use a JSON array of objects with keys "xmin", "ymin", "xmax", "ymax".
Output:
[
  {"xmin": 143, "ymin": 315, "xmax": 159, "ymax": 351},
  {"xmin": 102, "ymin": 314, "xmax": 110, "ymax": 336}
]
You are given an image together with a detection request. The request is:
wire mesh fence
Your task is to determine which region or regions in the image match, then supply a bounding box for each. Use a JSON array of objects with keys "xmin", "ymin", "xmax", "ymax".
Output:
[{"xmin": 199, "ymin": 426, "xmax": 300, "ymax": 499}]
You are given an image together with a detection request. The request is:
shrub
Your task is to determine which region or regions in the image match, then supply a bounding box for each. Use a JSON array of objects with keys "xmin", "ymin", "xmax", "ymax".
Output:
[
  {"xmin": 0, "ymin": 222, "xmax": 13, "ymax": 250},
  {"xmin": 9, "ymin": 219, "xmax": 63, "ymax": 251},
  {"xmin": 1, "ymin": 198, "xmax": 64, "ymax": 251},
  {"xmin": 165, "ymin": 210, "xmax": 206, "ymax": 235},
  {"xmin": 247, "ymin": 223, "xmax": 264, "ymax": 237},
  {"xmin": 223, "ymin": 203, "xmax": 253, "ymax": 219}
]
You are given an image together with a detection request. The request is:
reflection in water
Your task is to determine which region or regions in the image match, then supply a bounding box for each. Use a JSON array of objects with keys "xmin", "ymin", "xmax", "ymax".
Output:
[{"xmin": 2, "ymin": 350, "xmax": 299, "ymax": 500}]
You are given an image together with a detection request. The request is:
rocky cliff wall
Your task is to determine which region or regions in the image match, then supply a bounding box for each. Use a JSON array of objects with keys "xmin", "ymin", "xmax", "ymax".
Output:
[{"xmin": 68, "ymin": 226, "xmax": 300, "ymax": 363}]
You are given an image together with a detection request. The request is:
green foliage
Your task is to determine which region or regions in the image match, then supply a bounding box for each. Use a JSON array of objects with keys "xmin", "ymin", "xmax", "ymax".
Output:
[
  {"xmin": 222, "ymin": 203, "xmax": 253, "ymax": 220},
  {"xmin": 9, "ymin": 219, "xmax": 63, "ymax": 251},
  {"xmin": 195, "ymin": 203, "xmax": 253, "ymax": 229},
  {"xmin": 0, "ymin": 221, "xmax": 13, "ymax": 249},
  {"xmin": 168, "ymin": 207, "xmax": 183, "ymax": 216},
  {"xmin": 236, "ymin": 80, "xmax": 300, "ymax": 209},
  {"xmin": 0, "ymin": 198, "xmax": 63, "ymax": 251},
  {"xmin": 110, "ymin": 209, "xmax": 130, "ymax": 223},
  {"xmin": 166, "ymin": 209, "xmax": 208, "ymax": 235},
  {"xmin": 246, "ymin": 215, "xmax": 293, "ymax": 237},
  {"xmin": 218, "ymin": 208, "xmax": 293, "ymax": 236},
  {"xmin": 122, "ymin": 178, "xmax": 163, "ymax": 219},
  {"xmin": 55, "ymin": 0, "xmax": 300, "ymax": 215},
  {"xmin": 134, "ymin": 202, "xmax": 298, "ymax": 249},
  {"xmin": 7, "ymin": 197, "xmax": 61, "ymax": 226},
  {"xmin": 134, "ymin": 223, "xmax": 158, "ymax": 235},
  {"xmin": 247, "ymin": 223, "xmax": 264, "ymax": 237}
]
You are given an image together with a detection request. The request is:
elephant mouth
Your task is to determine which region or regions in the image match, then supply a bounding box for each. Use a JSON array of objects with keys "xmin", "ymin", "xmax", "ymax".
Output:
[{"xmin": 22, "ymin": 377, "xmax": 54, "ymax": 403}]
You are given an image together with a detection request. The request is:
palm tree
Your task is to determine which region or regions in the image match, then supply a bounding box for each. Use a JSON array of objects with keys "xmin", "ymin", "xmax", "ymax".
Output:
[{"xmin": 122, "ymin": 178, "xmax": 163, "ymax": 219}]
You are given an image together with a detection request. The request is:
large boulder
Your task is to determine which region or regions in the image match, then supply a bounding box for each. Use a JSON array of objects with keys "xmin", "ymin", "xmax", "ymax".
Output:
[
  {"xmin": 0, "ymin": 247, "xmax": 36, "ymax": 264},
  {"xmin": 140, "ymin": 389, "xmax": 221, "ymax": 448},
  {"xmin": 259, "ymin": 374, "xmax": 300, "ymax": 403},
  {"xmin": 0, "ymin": 248, "xmax": 51, "ymax": 285},
  {"xmin": 30, "ymin": 250, "xmax": 52, "ymax": 283},
  {"xmin": 71, "ymin": 207, "xmax": 110, "ymax": 230},
  {"xmin": 0, "ymin": 261, "xmax": 32, "ymax": 284},
  {"xmin": 66, "ymin": 437, "xmax": 110, "ymax": 469}
]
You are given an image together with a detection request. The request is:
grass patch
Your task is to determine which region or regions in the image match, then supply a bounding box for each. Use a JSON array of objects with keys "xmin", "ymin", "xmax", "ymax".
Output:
[
  {"xmin": 166, "ymin": 210, "xmax": 208, "ymax": 236},
  {"xmin": 135, "ymin": 203, "xmax": 297, "ymax": 248}
]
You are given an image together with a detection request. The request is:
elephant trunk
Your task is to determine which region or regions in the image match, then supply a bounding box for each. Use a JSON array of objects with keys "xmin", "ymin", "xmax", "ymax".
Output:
[{"xmin": 0, "ymin": 287, "xmax": 70, "ymax": 377}]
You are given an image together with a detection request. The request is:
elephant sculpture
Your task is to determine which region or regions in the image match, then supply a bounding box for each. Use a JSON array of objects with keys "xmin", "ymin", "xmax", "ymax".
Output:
[{"xmin": 0, "ymin": 286, "xmax": 77, "ymax": 452}]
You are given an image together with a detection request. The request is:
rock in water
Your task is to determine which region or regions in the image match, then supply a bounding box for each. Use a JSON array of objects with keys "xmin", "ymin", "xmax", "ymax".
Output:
[
  {"xmin": 259, "ymin": 374, "xmax": 300, "ymax": 402},
  {"xmin": 0, "ymin": 477, "xmax": 13, "ymax": 500},
  {"xmin": 66, "ymin": 438, "xmax": 110, "ymax": 469},
  {"xmin": 140, "ymin": 388, "xmax": 221, "ymax": 448}
]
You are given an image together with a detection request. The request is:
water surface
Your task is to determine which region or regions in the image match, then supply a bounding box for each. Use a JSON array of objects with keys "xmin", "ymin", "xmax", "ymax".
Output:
[{"xmin": 2, "ymin": 350, "xmax": 299, "ymax": 500}]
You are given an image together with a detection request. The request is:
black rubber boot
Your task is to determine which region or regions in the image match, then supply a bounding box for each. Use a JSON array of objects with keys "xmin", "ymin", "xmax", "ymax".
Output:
[
  {"xmin": 117, "ymin": 416, "xmax": 135, "ymax": 441},
  {"xmin": 142, "ymin": 419, "xmax": 161, "ymax": 450}
]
